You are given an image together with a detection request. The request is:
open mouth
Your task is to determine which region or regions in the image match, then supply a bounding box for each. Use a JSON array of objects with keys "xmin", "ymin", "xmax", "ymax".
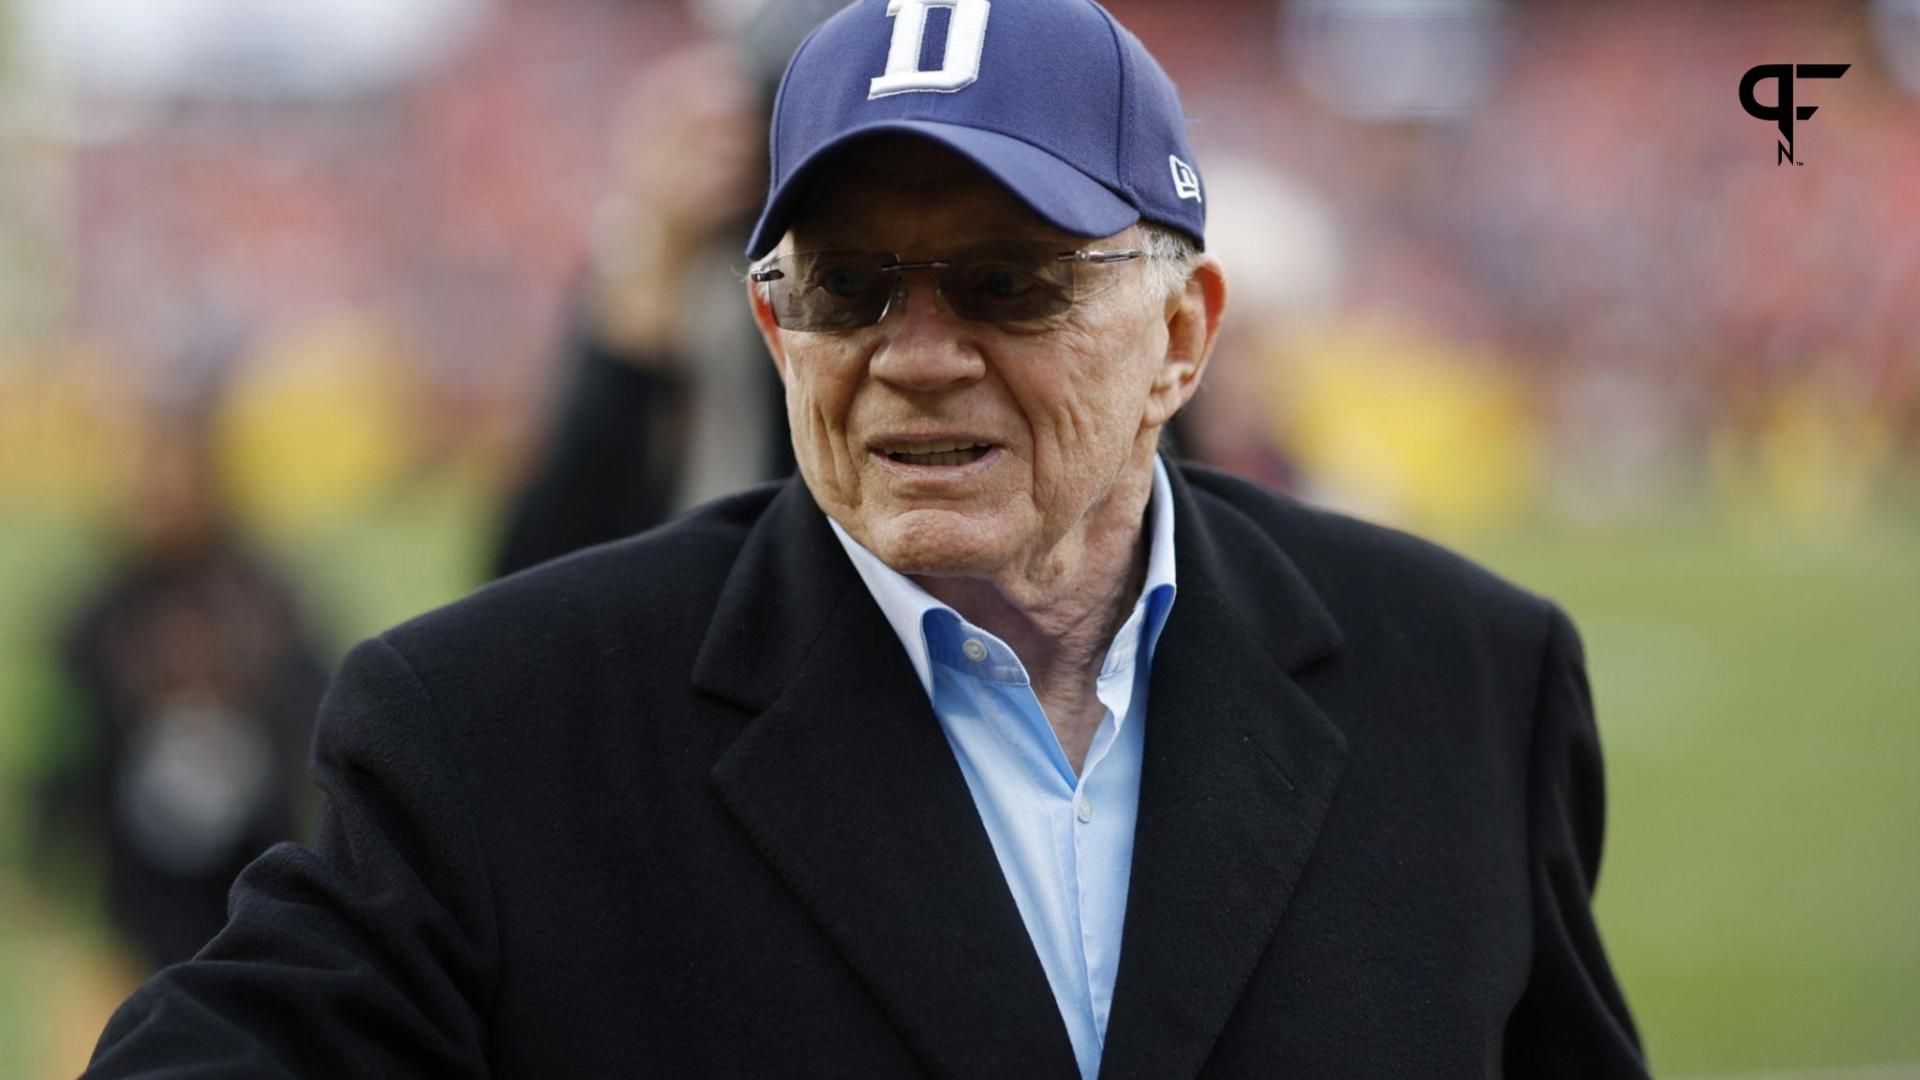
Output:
[{"xmin": 881, "ymin": 441, "xmax": 994, "ymax": 468}]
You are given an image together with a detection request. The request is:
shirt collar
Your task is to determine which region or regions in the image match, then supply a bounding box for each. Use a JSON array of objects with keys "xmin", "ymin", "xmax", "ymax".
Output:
[{"xmin": 829, "ymin": 454, "xmax": 1179, "ymax": 700}]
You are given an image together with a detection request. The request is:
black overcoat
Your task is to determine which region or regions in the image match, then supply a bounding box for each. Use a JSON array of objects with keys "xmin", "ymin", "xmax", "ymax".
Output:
[{"xmin": 88, "ymin": 463, "xmax": 1647, "ymax": 1078}]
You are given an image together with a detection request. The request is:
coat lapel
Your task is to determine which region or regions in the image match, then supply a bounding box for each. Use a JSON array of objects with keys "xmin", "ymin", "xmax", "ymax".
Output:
[
  {"xmin": 1097, "ymin": 467, "xmax": 1350, "ymax": 1080},
  {"xmin": 697, "ymin": 480, "xmax": 1080, "ymax": 1080},
  {"xmin": 693, "ymin": 468, "xmax": 1351, "ymax": 1080}
]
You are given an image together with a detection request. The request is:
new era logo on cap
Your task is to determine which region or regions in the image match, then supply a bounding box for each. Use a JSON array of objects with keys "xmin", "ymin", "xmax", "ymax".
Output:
[
  {"xmin": 747, "ymin": 0, "xmax": 1207, "ymax": 259},
  {"xmin": 1170, "ymin": 155, "xmax": 1202, "ymax": 202}
]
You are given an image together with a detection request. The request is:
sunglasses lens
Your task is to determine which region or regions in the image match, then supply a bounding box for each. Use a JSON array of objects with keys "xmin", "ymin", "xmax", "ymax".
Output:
[
  {"xmin": 758, "ymin": 246, "xmax": 1121, "ymax": 331},
  {"xmin": 944, "ymin": 249, "xmax": 1076, "ymax": 324},
  {"xmin": 764, "ymin": 252, "xmax": 894, "ymax": 331}
]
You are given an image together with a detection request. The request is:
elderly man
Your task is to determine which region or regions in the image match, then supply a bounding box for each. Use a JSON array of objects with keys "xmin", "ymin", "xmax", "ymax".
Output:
[{"xmin": 87, "ymin": 1, "xmax": 1646, "ymax": 1077}]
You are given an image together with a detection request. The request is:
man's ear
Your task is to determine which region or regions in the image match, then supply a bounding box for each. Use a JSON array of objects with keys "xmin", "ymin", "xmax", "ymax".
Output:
[
  {"xmin": 747, "ymin": 275, "xmax": 790, "ymax": 385},
  {"xmin": 1145, "ymin": 254, "xmax": 1228, "ymax": 427}
]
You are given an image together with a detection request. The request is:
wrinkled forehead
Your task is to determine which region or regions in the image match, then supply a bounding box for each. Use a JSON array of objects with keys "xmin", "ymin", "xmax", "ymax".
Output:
[{"xmin": 784, "ymin": 136, "xmax": 1089, "ymax": 253}]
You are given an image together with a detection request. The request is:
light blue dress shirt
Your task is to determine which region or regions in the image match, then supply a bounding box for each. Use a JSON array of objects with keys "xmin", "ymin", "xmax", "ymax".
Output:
[{"xmin": 828, "ymin": 455, "xmax": 1178, "ymax": 1080}]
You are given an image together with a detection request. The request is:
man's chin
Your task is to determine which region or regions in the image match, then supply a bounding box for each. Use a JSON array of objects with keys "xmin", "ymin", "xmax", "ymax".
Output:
[{"xmin": 865, "ymin": 508, "xmax": 1009, "ymax": 578}]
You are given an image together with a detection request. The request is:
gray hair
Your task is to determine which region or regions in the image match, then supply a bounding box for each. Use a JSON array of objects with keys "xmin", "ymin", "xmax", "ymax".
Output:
[{"xmin": 1136, "ymin": 223, "xmax": 1199, "ymax": 301}]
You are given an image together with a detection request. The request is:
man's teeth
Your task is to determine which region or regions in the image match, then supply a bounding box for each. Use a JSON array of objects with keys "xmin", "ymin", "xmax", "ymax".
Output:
[
  {"xmin": 886, "ymin": 441, "xmax": 989, "ymax": 466},
  {"xmin": 894, "ymin": 440, "xmax": 981, "ymax": 454}
]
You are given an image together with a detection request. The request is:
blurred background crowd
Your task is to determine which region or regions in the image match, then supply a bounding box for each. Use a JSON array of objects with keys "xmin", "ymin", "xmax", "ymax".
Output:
[{"xmin": 1, "ymin": 0, "xmax": 1916, "ymax": 1075}]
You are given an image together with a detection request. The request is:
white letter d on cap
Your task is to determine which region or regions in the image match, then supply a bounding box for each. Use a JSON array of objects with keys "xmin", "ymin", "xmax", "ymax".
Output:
[{"xmin": 869, "ymin": 0, "xmax": 992, "ymax": 99}]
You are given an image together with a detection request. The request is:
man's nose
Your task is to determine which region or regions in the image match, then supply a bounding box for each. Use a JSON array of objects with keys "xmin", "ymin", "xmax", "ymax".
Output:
[{"xmin": 868, "ymin": 272, "xmax": 988, "ymax": 393}]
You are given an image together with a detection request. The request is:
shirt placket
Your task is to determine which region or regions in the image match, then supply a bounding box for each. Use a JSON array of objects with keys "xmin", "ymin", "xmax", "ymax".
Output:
[{"xmin": 959, "ymin": 624, "xmax": 1108, "ymax": 1024}]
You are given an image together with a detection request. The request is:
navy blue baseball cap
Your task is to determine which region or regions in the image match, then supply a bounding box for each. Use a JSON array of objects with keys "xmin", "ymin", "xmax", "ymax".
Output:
[{"xmin": 745, "ymin": 0, "xmax": 1206, "ymax": 260}]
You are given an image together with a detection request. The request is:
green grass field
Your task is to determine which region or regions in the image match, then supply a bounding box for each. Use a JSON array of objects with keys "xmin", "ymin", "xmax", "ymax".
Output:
[
  {"xmin": 3, "ymin": 493, "xmax": 1916, "ymax": 1077},
  {"xmin": 1462, "ymin": 520, "xmax": 1920, "ymax": 1075}
]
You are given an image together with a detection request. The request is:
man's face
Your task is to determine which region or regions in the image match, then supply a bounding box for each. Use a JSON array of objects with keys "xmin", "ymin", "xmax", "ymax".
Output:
[{"xmin": 750, "ymin": 139, "xmax": 1214, "ymax": 581}]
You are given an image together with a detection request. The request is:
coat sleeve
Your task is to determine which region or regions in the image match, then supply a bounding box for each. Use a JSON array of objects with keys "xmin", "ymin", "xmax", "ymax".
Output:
[
  {"xmin": 85, "ymin": 636, "xmax": 499, "ymax": 1079},
  {"xmin": 1503, "ymin": 604, "xmax": 1651, "ymax": 1078}
]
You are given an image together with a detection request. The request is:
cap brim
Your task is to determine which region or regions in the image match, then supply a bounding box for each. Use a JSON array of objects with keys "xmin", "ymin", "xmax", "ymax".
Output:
[{"xmin": 745, "ymin": 120, "xmax": 1141, "ymax": 260}]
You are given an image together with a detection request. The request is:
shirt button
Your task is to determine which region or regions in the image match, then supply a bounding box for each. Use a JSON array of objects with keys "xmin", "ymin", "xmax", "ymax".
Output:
[
  {"xmin": 962, "ymin": 638, "xmax": 988, "ymax": 662},
  {"xmin": 1076, "ymin": 796, "xmax": 1093, "ymax": 823}
]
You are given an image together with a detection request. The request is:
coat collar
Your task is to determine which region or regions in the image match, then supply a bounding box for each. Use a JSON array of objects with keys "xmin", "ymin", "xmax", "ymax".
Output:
[
  {"xmin": 694, "ymin": 465, "xmax": 1348, "ymax": 1080},
  {"xmin": 1093, "ymin": 463, "xmax": 1349, "ymax": 1080}
]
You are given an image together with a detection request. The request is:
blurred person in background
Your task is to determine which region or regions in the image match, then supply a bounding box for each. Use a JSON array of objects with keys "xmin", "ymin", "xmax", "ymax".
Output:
[
  {"xmin": 491, "ymin": 0, "xmax": 842, "ymax": 576},
  {"xmin": 33, "ymin": 379, "xmax": 328, "ymax": 973}
]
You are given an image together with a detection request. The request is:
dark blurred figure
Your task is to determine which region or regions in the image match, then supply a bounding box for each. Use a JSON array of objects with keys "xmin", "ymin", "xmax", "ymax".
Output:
[
  {"xmin": 36, "ymin": 403, "xmax": 328, "ymax": 972},
  {"xmin": 492, "ymin": 3, "xmax": 842, "ymax": 577}
]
